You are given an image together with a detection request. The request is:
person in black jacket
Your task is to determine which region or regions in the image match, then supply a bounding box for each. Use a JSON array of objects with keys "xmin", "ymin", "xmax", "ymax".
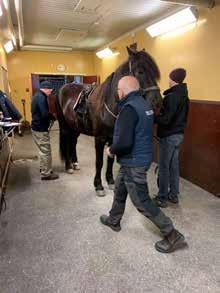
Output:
[
  {"xmin": 0, "ymin": 90, "xmax": 22, "ymax": 121},
  {"xmin": 154, "ymin": 68, "xmax": 189, "ymax": 207},
  {"xmin": 100, "ymin": 76, "xmax": 186, "ymax": 253},
  {"xmin": 31, "ymin": 81, "xmax": 59, "ymax": 180}
]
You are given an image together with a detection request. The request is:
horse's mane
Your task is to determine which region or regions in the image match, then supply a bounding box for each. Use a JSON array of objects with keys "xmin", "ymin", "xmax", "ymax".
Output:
[
  {"xmin": 138, "ymin": 50, "xmax": 160, "ymax": 81},
  {"xmin": 98, "ymin": 72, "xmax": 115, "ymax": 109}
]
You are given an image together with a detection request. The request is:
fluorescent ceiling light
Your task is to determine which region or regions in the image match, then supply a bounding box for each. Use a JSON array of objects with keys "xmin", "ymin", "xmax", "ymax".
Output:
[
  {"xmin": 4, "ymin": 40, "xmax": 14, "ymax": 53},
  {"xmin": 0, "ymin": 5, "xmax": 3, "ymax": 16},
  {"xmin": 146, "ymin": 7, "xmax": 198, "ymax": 38},
  {"xmin": 3, "ymin": 0, "xmax": 9, "ymax": 10},
  {"xmin": 14, "ymin": 0, "xmax": 19, "ymax": 11},
  {"xmin": 12, "ymin": 35, "xmax": 16, "ymax": 46},
  {"xmin": 96, "ymin": 48, "xmax": 119, "ymax": 59},
  {"xmin": 22, "ymin": 45, "xmax": 73, "ymax": 52}
]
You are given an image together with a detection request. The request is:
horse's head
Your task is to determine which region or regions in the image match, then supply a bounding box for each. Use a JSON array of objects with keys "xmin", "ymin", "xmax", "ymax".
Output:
[{"xmin": 126, "ymin": 46, "xmax": 163, "ymax": 110}]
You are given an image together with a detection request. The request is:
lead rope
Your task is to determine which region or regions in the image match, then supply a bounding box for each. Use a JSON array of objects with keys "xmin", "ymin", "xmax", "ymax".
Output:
[
  {"xmin": 129, "ymin": 60, "xmax": 133, "ymax": 75},
  {"xmin": 104, "ymin": 103, "xmax": 117, "ymax": 119}
]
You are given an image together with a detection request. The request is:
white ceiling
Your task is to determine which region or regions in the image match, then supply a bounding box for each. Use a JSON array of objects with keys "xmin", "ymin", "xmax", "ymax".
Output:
[
  {"xmin": 20, "ymin": 0, "xmax": 183, "ymax": 50},
  {"xmin": 0, "ymin": 0, "xmax": 188, "ymax": 51}
]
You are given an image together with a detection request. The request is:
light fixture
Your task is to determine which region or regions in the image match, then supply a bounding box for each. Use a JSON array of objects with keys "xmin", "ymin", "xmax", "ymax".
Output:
[
  {"xmin": 12, "ymin": 35, "xmax": 16, "ymax": 46},
  {"xmin": 161, "ymin": 23, "xmax": 197, "ymax": 39},
  {"xmin": 146, "ymin": 7, "xmax": 198, "ymax": 38},
  {"xmin": 4, "ymin": 40, "xmax": 14, "ymax": 53},
  {"xmin": 96, "ymin": 47, "xmax": 119, "ymax": 59},
  {"xmin": 14, "ymin": 0, "xmax": 19, "ymax": 11},
  {"xmin": 0, "ymin": 5, "xmax": 3, "ymax": 17},
  {"xmin": 3, "ymin": 0, "xmax": 9, "ymax": 10},
  {"xmin": 22, "ymin": 45, "xmax": 73, "ymax": 52}
]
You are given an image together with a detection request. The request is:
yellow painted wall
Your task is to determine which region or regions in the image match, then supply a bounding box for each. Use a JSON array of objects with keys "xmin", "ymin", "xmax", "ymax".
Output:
[
  {"xmin": 6, "ymin": 5, "xmax": 220, "ymax": 123},
  {"xmin": 0, "ymin": 42, "xmax": 8, "ymax": 91},
  {"xmin": 94, "ymin": 5, "xmax": 220, "ymax": 101},
  {"xmin": 7, "ymin": 50, "xmax": 95, "ymax": 121},
  {"xmin": 0, "ymin": 43, "xmax": 7, "ymax": 70}
]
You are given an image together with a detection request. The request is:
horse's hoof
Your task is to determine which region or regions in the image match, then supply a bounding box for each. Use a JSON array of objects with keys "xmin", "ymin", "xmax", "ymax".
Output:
[
  {"xmin": 73, "ymin": 163, "xmax": 80, "ymax": 170},
  {"xmin": 66, "ymin": 168, "xmax": 74, "ymax": 174},
  {"xmin": 96, "ymin": 189, "xmax": 106, "ymax": 197},
  {"xmin": 108, "ymin": 184, "xmax": 115, "ymax": 191}
]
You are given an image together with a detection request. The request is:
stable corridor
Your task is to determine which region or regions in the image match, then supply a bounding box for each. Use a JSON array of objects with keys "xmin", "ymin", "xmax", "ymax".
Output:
[{"xmin": 0, "ymin": 127, "xmax": 219, "ymax": 293}]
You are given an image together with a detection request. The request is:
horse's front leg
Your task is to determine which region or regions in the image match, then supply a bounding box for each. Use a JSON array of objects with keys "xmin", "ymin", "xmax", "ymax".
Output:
[
  {"xmin": 105, "ymin": 137, "xmax": 115, "ymax": 190},
  {"xmin": 106, "ymin": 155, "xmax": 115, "ymax": 190},
  {"xmin": 94, "ymin": 136, "xmax": 106, "ymax": 197}
]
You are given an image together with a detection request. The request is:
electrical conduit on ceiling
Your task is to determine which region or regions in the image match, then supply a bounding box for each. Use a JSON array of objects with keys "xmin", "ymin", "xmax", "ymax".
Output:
[
  {"xmin": 160, "ymin": 0, "xmax": 215, "ymax": 8},
  {"xmin": 14, "ymin": 0, "xmax": 24, "ymax": 47}
]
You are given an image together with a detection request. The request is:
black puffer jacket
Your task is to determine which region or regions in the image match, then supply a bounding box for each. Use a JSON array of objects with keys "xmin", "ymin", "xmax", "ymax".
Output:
[{"xmin": 155, "ymin": 83, "xmax": 189, "ymax": 138}]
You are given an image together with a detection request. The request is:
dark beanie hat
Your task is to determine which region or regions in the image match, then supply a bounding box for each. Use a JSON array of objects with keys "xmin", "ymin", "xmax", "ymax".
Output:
[
  {"xmin": 169, "ymin": 68, "xmax": 186, "ymax": 84},
  {"xmin": 40, "ymin": 81, "xmax": 53, "ymax": 89}
]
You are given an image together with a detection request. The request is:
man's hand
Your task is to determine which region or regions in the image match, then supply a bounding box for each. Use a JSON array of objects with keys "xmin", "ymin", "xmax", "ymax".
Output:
[
  {"xmin": 154, "ymin": 105, "xmax": 161, "ymax": 116},
  {"xmin": 106, "ymin": 147, "xmax": 114, "ymax": 158}
]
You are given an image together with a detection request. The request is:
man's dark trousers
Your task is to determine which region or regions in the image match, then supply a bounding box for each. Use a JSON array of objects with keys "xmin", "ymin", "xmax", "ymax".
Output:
[{"xmin": 109, "ymin": 166, "xmax": 174, "ymax": 236}]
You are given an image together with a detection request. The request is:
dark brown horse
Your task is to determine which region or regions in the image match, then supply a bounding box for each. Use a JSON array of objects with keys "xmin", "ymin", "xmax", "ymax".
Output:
[{"xmin": 57, "ymin": 45, "xmax": 162, "ymax": 196}]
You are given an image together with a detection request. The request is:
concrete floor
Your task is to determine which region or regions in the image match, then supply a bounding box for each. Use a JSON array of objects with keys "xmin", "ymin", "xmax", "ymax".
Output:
[{"xmin": 0, "ymin": 126, "xmax": 219, "ymax": 293}]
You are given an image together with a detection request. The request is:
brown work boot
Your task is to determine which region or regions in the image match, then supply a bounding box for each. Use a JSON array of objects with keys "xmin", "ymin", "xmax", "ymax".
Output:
[
  {"xmin": 155, "ymin": 229, "xmax": 186, "ymax": 253},
  {"xmin": 41, "ymin": 173, "xmax": 59, "ymax": 180}
]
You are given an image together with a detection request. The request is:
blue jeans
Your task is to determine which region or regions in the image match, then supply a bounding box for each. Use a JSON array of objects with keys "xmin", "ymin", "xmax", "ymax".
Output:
[{"xmin": 158, "ymin": 134, "xmax": 183, "ymax": 200}]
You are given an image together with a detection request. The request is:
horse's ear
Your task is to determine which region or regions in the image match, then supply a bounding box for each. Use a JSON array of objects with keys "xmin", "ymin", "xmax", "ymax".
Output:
[
  {"xmin": 127, "ymin": 46, "xmax": 136, "ymax": 57},
  {"xmin": 130, "ymin": 42, "xmax": 137, "ymax": 51}
]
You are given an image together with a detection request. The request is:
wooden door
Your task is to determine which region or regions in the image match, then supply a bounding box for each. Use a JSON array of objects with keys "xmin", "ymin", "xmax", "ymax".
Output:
[{"xmin": 83, "ymin": 76, "xmax": 99, "ymax": 85}]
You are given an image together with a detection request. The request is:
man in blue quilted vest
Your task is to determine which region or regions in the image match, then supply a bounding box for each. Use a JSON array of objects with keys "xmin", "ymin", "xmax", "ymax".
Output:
[{"xmin": 100, "ymin": 76, "xmax": 186, "ymax": 253}]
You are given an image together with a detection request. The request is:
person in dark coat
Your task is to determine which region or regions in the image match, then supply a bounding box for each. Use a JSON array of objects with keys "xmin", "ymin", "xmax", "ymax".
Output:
[
  {"xmin": 0, "ymin": 90, "xmax": 22, "ymax": 121},
  {"xmin": 154, "ymin": 68, "xmax": 189, "ymax": 207},
  {"xmin": 100, "ymin": 75, "xmax": 186, "ymax": 253},
  {"xmin": 31, "ymin": 81, "xmax": 59, "ymax": 180}
]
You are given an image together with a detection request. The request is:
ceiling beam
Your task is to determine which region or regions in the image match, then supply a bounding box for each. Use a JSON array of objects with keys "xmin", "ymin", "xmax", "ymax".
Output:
[{"xmin": 160, "ymin": 0, "xmax": 215, "ymax": 8}]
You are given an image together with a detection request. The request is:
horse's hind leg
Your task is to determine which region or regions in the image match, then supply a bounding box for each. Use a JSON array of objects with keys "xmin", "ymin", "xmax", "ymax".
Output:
[
  {"xmin": 71, "ymin": 131, "xmax": 80, "ymax": 170},
  {"xmin": 94, "ymin": 136, "xmax": 106, "ymax": 197}
]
